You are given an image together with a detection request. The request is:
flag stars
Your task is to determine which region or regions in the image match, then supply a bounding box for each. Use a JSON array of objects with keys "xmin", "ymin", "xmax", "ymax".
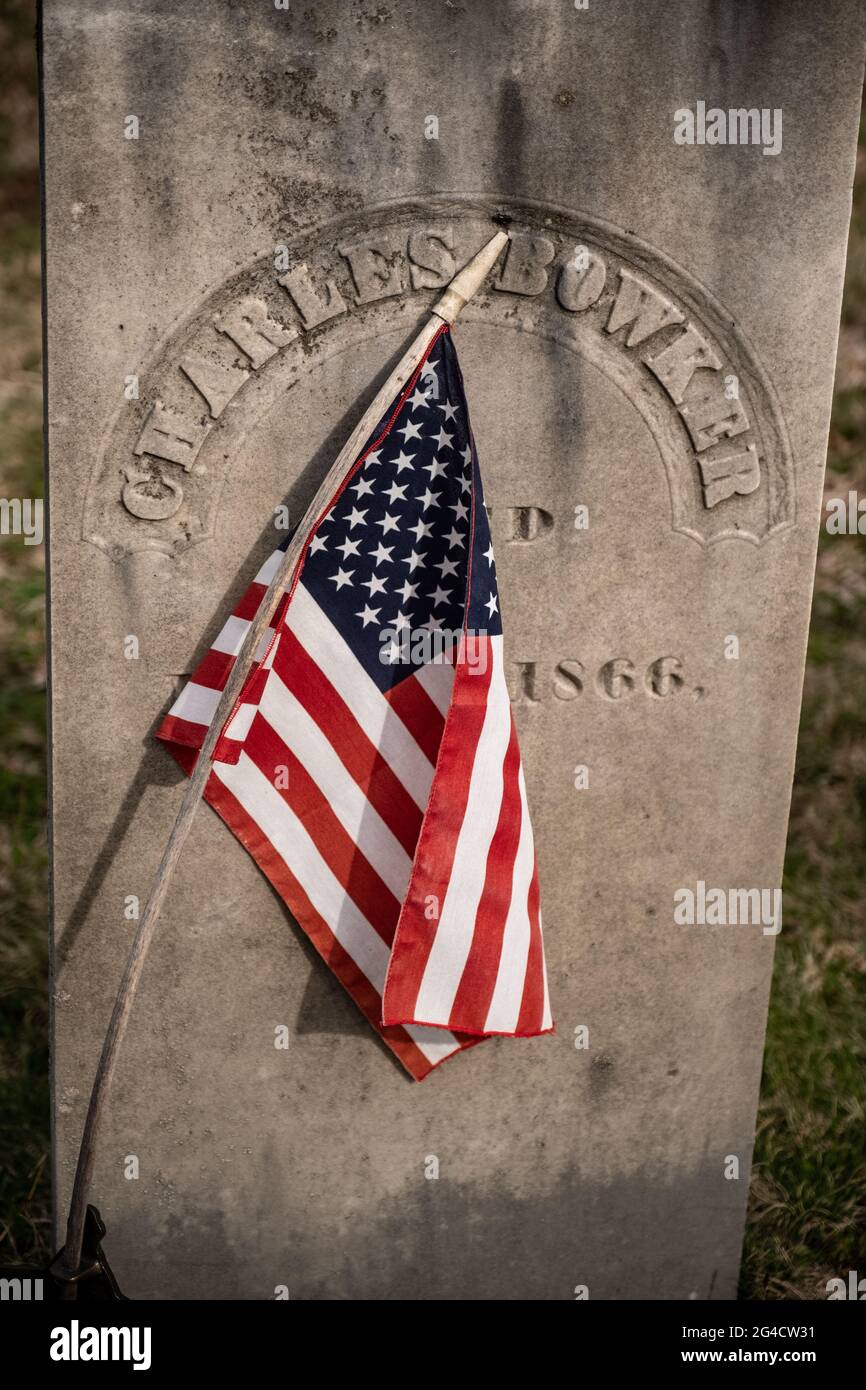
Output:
[
  {"xmin": 449, "ymin": 498, "xmax": 469, "ymax": 522},
  {"xmin": 438, "ymin": 400, "xmax": 459, "ymax": 422},
  {"xmin": 424, "ymin": 457, "xmax": 449, "ymax": 481},
  {"xmin": 356, "ymin": 604, "xmax": 380, "ymax": 627},
  {"xmin": 391, "ymin": 610, "xmax": 412, "ymax": 632},
  {"xmin": 369, "ymin": 541, "xmax": 395, "ymax": 566},
  {"xmin": 308, "ymin": 533, "xmax": 328, "ymax": 555},
  {"xmin": 395, "ymin": 578, "xmax": 419, "ymax": 603},
  {"xmin": 362, "ymin": 573, "xmax": 388, "ymax": 596},
  {"xmin": 351, "ymin": 475, "xmax": 376, "ymax": 497},
  {"xmin": 383, "ymin": 480, "xmax": 409, "ymax": 504},
  {"xmin": 485, "ymin": 593, "xmax": 499, "ymax": 617},
  {"xmin": 375, "ymin": 512, "xmax": 401, "ymax": 535},
  {"xmin": 435, "ymin": 556, "xmax": 459, "ymax": 578},
  {"xmin": 417, "ymin": 487, "xmax": 441, "ymax": 510},
  {"xmin": 444, "ymin": 527, "xmax": 466, "ymax": 549},
  {"xmin": 483, "ymin": 542, "xmax": 496, "ymax": 566},
  {"xmin": 402, "ymin": 549, "xmax": 426, "ymax": 572},
  {"xmin": 408, "ymin": 385, "xmax": 431, "ymax": 412},
  {"xmin": 409, "ymin": 517, "xmax": 434, "ymax": 542},
  {"xmin": 433, "ymin": 426, "xmax": 454, "ymax": 451},
  {"xmin": 329, "ymin": 567, "xmax": 354, "ymax": 590},
  {"xmin": 335, "ymin": 537, "xmax": 361, "ymax": 559},
  {"xmin": 429, "ymin": 585, "xmax": 451, "ymax": 607},
  {"xmin": 346, "ymin": 506, "xmax": 368, "ymax": 528},
  {"xmin": 397, "ymin": 418, "xmax": 424, "ymax": 442},
  {"xmin": 392, "ymin": 450, "xmax": 416, "ymax": 473}
]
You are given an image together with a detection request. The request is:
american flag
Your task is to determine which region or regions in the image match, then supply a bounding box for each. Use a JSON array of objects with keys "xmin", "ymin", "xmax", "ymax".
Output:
[{"xmin": 157, "ymin": 326, "xmax": 553, "ymax": 1080}]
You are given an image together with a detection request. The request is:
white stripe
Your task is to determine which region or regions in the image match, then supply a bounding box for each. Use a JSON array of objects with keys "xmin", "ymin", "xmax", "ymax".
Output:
[
  {"xmin": 414, "ymin": 658, "xmax": 456, "ymax": 717},
  {"xmin": 258, "ymin": 669, "xmax": 413, "ymax": 901},
  {"xmin": 211, "ymin": 614, "xmax": 273, "ymax": 661},
  {"xmin": 213, "ymin": 752, "xmax": 459, "ymax": 1066},
  {"xmin": 539, "ymin": 924, "xmax": 553, "ymax": 1031},
  {"xmin": 254, "ymin": 548, "xmax": 284, "ymax": 586},
  {"xmin": 413, "ymin": 637, "xmax": 511, "ymax": 1024},
  {"xmin": 169, "ymin": 680, "xmax": 219, "ymax": 727},
  {"xmin": 287, "ymin": 583, "xmax": 435, "ymax": 809},
  {"xmin": 483, "ymin": 762, "xmax": 536, "ymax": 1033},
  {"xmin": 223, "ymin": 702, "xmax": 257, "ymax": 743}
]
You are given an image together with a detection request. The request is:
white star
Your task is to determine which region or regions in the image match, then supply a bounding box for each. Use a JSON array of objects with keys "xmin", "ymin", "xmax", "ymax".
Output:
[
  {"xmin": 392, "ymin": 450, "xmax": 416, "ymax": 473},
  {"xmin": 485, "ymin": 593, "xmax": 499, "ymax": 617},
  {"xmin": 432, "ymin": 426, "xmax": 452, "ymax": 451},
  {"xmin": 424, "ymin": 457, "xmax": 449, "ymax": 481},
  {"xmin": 382, "ymin": 640, "xmax": 402, "ymax": 664},
  {"xmin": 407, "ymin": 386, "xmax": 430, "ymax": 412},
  {"xmin": 435, "ymin": 556, "xmax": 459, "ymax": 578},
  {"xmin": 437, "ymin": 400, "xmax": 459, "ymax": 422},
  {"xmin": 351, "ymin": 475, "xmax": 375, "ymax": 497},
  {"xmin": 384, "ymin": 480, "xmax": 408, "ymax": 504},
  {"xmin": 417, "ymin": 487, "xmax": 441, "ymax": 510},
  {"xmin": 365, "ymin": 449, "xmax": 383, "ymax": 466},
  {"xmin": 429, "ymin": 585, "xmax": 451, "ymax": 607},
  {"xmin": 403, "ymin": 549, "xmax": 426, "ymax": 572},
  {"xmin": 444, "ymin": 527, "xmax": 466, "ymax": 549},
  {"xmin": 369, "ymin": 542, "xmax": 394, "ymax": 566},
  {"xmin": 362, "ymin": 573, "xmax": 388, "ymax": 596},
  {"xmin": 395, "ymin": 579, "xmax": 419, "ymax": 603},
  {"xmin": 329, "ymin": 567, "xmax": 354, "ymax": 589},
  {"xmin": 356, "ymin": 604, "xmax": 380, "ymax": 627},
  {"xmin": 391, "ymin": 610, "xmax": 412, "ymax": 632},
  {"xmin": 376, "ymin": 512, "xmax": 400, "ymax": 535},
  {"xmin": 459, "ymin": 472, "xmax": 471, "ymax": 494},
  {"xmin": 409, "ymin": 517, "xmax": 434, "ymax": 542},
  {"xmin": 419, "ymin": 615, "xmax": 442, "ymax": 632},
  {"xmin": 346, "ymin": 506, "xmax": 367, "ymax": 528},
  {"xmin": 336, "ymin": 537, "xmax": 361, "ymax": 559},
  {"xmin": 308, "ymin": 533, "xmax": 328, "ymax": 555},
  {"xmin": 397, "ymin": 419, "xmax": 423, "ymax": 442},
  {"xmin": 462, "ymin": 445, "xmax": 472, "ymax": 465},
  {"xmin": 450, "ymin": 499, "xmax": 469, "ymax": 522},
  {"xmin": 483, "ymin": 543, "xmax": 495, "ymax": 565}
]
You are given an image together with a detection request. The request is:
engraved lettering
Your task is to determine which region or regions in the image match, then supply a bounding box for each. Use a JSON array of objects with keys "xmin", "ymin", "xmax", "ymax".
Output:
[
  {"xmin": 556, "ymin": 252, "xmax": 607, "ymax": 312},
  {"xmin": 121, "ymin": 463, "xmax": 184, "ymax": 520},
  {"xmin": 339, "ymin": 233, "xmax": 405, "ymax": 304},
  {"xmin": 605, "ymin": 267, "xmax": 684, "ymax": 347},
  {"xmin": 133, "ymin": 401, "xmax": 210, "ymax": 471},
  {"xmin": 697, "ymin": 444, "xmax": 761, "ymax": 507},
  {"xmin": 646, "ymin": 656, "xmax": 684, "ymax": 697},
  {"xmin": 214, "ymin": 296, "xmax": 297, "ymax": 368},
  {"xmin": 277, "ymin": 262, "xmax": 347, "ymax": 328},
  {"xmin": 504, "ymin": 505, "xmax": 554, "ymax": 543},
  {"xmin": 495, "ymin": 233, "xmax": 556, "ymax": 297},
  {"xmin": 643, "ymin": 324, "xmax": 722, "ymax": 404},
  {"xmin": 408, "ymin": 226, "xmax": 456, "ymax": 290},
  {"xmin": 508, "ymin": 661, "xmax": 539, "ymax": 706},
  {"xmin": 179, "ymin": 354, "xmax": 249, "ymax": 419},
  {"xmin": 680, "ymin": 392, "xmax": 751, "ymax": 452},
  {"xmin": 553, "ymin": 660, "xmax": 584, "ymax": 700},
  {"xmin": 597, "ymin": 658, "xmax": 636, "ymax": 700}
]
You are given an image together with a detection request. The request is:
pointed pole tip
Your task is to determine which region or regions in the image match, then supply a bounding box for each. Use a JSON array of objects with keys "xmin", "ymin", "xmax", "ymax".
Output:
[{"xmin": 432, "ymin": 228, "xmax": 510, "ymax": 325}]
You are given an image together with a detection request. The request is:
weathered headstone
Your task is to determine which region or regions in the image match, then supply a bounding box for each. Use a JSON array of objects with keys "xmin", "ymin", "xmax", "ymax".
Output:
[{"xmin": 43, "ymin": 1, "xmax": 865, "ymax": 1299}]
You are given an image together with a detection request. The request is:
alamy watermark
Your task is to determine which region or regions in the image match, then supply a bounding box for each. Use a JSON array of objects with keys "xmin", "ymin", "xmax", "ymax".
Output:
[
  {"xmin": 674, "ymin": 102, "xmax": 782, "ymax": 157},
  {"xmin": 674, "ymin": 880, "xmax": 782, "ymax": 936},
  {"xmin": 0, "ymin": 497, "xmax": 43, "ymax": 546},
  {"xmin": 379, "ymin": 626, "xmax": 489, "ymax": 675}
]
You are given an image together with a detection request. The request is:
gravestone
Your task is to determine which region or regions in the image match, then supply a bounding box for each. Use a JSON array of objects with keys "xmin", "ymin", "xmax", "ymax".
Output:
[{"xmin": 43, "ymin": 1, "xmax": 865, "ymax": 1299}]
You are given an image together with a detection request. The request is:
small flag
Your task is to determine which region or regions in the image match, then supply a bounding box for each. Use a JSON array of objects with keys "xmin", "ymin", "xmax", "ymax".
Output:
[{"xmin": 157, "ymin": 326, "xmax": 553, "ymax": 1079}]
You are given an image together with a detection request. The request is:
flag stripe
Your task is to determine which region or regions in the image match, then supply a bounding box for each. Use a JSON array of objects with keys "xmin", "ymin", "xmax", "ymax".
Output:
[{"xmin": 483, "ymin": 762, "xmax": 538, "ymax": 1034}]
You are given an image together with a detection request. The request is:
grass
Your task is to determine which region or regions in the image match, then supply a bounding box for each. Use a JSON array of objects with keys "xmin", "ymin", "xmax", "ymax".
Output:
[{"xmin": 0, "ymin": 0, "xmax": 863, "ymax": 1295}]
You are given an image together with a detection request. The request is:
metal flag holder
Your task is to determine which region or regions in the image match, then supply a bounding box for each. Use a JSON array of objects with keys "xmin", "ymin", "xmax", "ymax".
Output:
[{"xmin": 3, "ymin": 230, "xmax": 510, "ymax": 1300}]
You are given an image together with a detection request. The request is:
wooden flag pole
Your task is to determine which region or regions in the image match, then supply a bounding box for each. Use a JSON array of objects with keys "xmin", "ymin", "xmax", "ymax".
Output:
[{"xmin": 57, "ymin": 228, "xmax": 510, "ymax": 1289}]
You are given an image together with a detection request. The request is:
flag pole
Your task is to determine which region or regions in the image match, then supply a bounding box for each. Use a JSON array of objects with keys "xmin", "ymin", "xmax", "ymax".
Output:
[{"xmin": 56, "ymin": 228, "xmax": 510, "ymax": 1290}]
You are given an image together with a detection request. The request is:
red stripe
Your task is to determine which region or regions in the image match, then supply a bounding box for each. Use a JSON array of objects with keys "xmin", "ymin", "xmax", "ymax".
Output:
[
  {"xmin": 516, "ymin": 858, "xmax": 546, "ymax": 1034},
  {"xmin": 199, "ymin": 765, "xmax": 481, "ymax": 1081},
  {"xmin": 274, "ymin": 627, "xmax": 423, "ymax": 858},
  {"xmin": 384, "ymin": 670, "xmax": 446, "ymax": 766},
  {"xmin": 447, "ymin": 716, "xmax": 522, "ymax": 1029},
  {"xmin": 381, "ymin": 650, "xmax": 493, "ymax": 1024},
  {"xmin": 243, "ymin": 711, "xmax": 403, "ymax": 946},
  {"xmin": 233, "ymin": 579, "xmax": 268, "ymax": 623}
]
